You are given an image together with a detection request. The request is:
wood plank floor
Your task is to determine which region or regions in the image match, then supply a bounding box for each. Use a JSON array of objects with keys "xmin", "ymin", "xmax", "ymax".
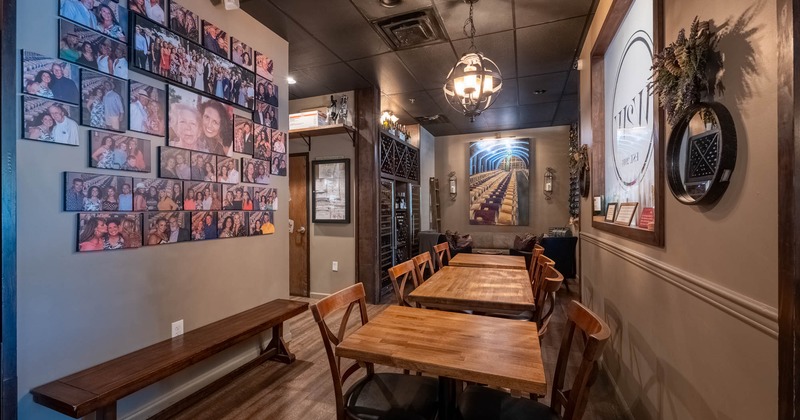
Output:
[{"xmin": 155, "ymin": 284, "xmax": 629, "ymax": 419}]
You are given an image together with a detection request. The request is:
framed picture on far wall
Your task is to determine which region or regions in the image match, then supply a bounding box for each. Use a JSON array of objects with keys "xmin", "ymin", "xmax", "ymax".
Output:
[
  {"xmin": 129, "ymin": 0, "xmax": 167, "ymax": 26},
  {"xmin": 81, "ymin": 69, "xmax": 127, "ymax": 132},
  {"xmin": 190, "ymin": 151, "xmax": 217, "ymax": 182},
  {"xmin": 190, "ymin": 211, "xmax": 217, "ymax": 240},
  {"xmin": 249, "ymin": 211, "xmax": 275, "ymax": 235},
  {"xmin": 132, "ymin": 178, "xmax": 183, "ymax": 211},
  {"xmin": 184, "ymin": 181, "xmax": 221, "ymax": 210},
  {"xmin": 90, "ymin": 131, "xmax": 151, "ymax": 173},
  {"xmin": 230, "ymin": 37, "xmax": 254, "ymax": 72},
  {"xmin": 129, "ymin": 80, "xmax": 166, "ymax": 136},
  {"xmin": 159, "ymin": 147, "xmax": 192, "ymax": 180},
  {"xmin": 21, "ymin": 51, "xmax": 80, "ymax": 104},
  {"xmin": 167, "ymin": 85, "xmax": 234, "ymax": 156},
  {"xmin": 254, "ymin": 187, "xmax": 278, "ymax": 211},
  {"xmin": 58, "ymin": 20, "xmax": 128, "ymax": 79},
  {"xmin": 253, "ymin": 123, "xmax": 271, "ymax": 160},
  {"xmin": 271, "ymin": 129, "xmax": 286, "ymax": 154},
  {"xmin": 217, "ymin": 156, "xmax": 240, "ymax": 184},
  {"xmin": 254, "ymin": 101, "xmax": 278, "ymax": 129},
  {"xmin": 59, "ymin": 0, "xmax": 129, "ymax": 43},
  {"xmin": 169, "ymin": 0, "xmax": 200, "ymax": 43},
  {"xmin": 77, "ymin": 212, "xmax": 143, "ymax": 252},
  {"xmin": 254, "ymin": 50, "xmax": 273, "ymax": 81},
  {"xmin": 65, "ymin": 172, "xmax": 133, "ymax": 211},
  {"xmin": 241, "ymin": 157, "xmax": 271, "ymax": 185},
  {"xmin": 22, "ymin": 95, "xmax": 80, "ymax": 146},
  {"xmin": 201, "ymin": 20, "xmax": 230, "ymax": 58},
  {"xmin": 234, "ymin": 115, "xmax": 254, "ymax": 155},
  {"xmin": 217, "ymin": 211, "xmax": 248, "ymax": 238},
  {"xmin": 222, "ymin": 184, "xmax": 254, "ymax": 210},
  {"xmin": 144, "ymin": 211, "xmax": 192, "ymax": 245},
  {"xmin": 271, "ymin": 153, "xmax": 287, "ymax": 177}
]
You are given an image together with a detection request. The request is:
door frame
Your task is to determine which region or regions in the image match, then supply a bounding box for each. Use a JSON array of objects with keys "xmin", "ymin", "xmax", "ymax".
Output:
[{"xmin": 289, "ymin": 152, "xmax": 310, "ymax": 297}]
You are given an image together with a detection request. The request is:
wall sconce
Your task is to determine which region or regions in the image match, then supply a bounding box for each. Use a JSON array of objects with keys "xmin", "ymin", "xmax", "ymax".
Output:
[
  {"xmin": 380, "ymin": 111, "xmax": 398, "ymax": 128},
  {"xmin": 544, "ymin": 167, "xmax": 555, "ymax": 200},
  {"xmin": 448, "ymin": 171, "xmax": 457, "ymax": 201}
]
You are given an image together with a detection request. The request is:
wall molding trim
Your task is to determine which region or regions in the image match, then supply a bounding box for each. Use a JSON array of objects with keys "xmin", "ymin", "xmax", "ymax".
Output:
[{"xmin": 581, "ymin": 233, "xmax": 779, "ymax": 338}]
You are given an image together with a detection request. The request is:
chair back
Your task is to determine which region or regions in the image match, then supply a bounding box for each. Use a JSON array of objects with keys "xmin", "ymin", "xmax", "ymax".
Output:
[
  {"xmin": 412, "ymin": 252, "xmax": 436, "ymax": 282},
  {"xmin": 388, "ymin": 260, "xmax": 420, "ymax": 307},
  {"xmin": 534, "ymin": 266, "xmax": 564, "ymax": 337},
  {"xmin": 531, "ymin": 255, "xmax": 555, "ymax": 301},
  {"xmin": 433, "ymin": 242, "xmax": 451, "ymax": 270},
  {"xmin": 310, "ymin": 283, "xmax": 372, "ymax": 420},
  {"xmin": 551, "ymin": 301, "xmax": 611, "ymax": 420}
]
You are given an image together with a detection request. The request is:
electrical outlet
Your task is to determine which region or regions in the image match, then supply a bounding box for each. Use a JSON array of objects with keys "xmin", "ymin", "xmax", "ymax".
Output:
[
  {"xmin": 332, "ymin": 261, "xmax": 339, "ymax": 272},
  {"xmin": 171, "ymin": 320, "xmax": 184, "ymax": 338}
]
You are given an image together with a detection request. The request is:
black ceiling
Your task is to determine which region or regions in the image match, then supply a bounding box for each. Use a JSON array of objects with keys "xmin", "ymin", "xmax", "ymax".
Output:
[{"xmin": 241, "ymin": 0, "xmax": 597, "ymax": 136}]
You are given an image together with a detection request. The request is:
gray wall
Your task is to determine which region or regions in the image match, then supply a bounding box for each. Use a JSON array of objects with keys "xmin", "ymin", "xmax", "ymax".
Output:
[
  {"xmin": 418, "ymin": 127, "xmax": 436, "ymax": 231},
  {"xmin": 16, "ymin": 1, "xmax": 289, "ymax": 418},
  {"xmin": 579, "ymin": 0, "xmax": 778, "ymax": 418}
]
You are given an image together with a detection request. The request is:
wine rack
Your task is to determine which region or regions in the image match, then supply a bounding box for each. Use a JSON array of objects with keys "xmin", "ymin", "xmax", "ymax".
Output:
[
  {"xmin": 411, "ymin": 184, "xmax": 421, "ymax": 255},
  {"xmin": 379, "ymin": 179, "xmax": 394, "ymax": 298}
]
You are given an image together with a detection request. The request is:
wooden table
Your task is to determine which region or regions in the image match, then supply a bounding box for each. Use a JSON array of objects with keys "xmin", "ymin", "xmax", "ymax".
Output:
[
  {"xmin": 408, "ymin": 266, "xmax": 534, "ymax": 313},
  {"xmin": 449, "ymin": 253, "xmax": 527, "ymax": 270},
  {"xmin": 337, "ymin": 306, "xmax": 546, "ymax": 419}
]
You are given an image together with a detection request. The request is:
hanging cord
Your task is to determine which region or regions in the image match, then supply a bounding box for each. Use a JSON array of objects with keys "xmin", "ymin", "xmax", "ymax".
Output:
[{"xmin": 463, "ymin": 1, "xmax": 477, "ymax": 51}]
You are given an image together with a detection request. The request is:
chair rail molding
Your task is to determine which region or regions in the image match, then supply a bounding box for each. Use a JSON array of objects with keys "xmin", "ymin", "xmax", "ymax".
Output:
[{"xmin": 581, "ymin": 233, "xmax": 779, "ymax": 338}]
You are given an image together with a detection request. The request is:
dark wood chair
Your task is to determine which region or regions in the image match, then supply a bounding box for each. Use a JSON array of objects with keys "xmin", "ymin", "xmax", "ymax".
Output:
[
  {"xmin": 412, "ymin": 252, "xmax": 436, "ymax": 280},
  {"xmin": 457, "ymin": 300, "xmax": 611, "ymax": 420},
  {"xmin": 310, "ymin": 283, "xmax": 439, "ymax": 420},
  {"xmin": 534, "ymin": 266, "xmax": 565, "ymax": 337},
  {"xmin": 433, "ymin": 242, "xmax": 451, "ymax": 270},
  {"xmin": 388, "ymin": 260, "xmax": 421, "ymax": 307},
  {"xmin": 487, "ymin": 254, "xmax": 554, "ymax": 321}
]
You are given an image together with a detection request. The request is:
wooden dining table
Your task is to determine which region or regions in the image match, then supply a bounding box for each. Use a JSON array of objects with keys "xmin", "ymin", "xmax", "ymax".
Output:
[
  {"xmin": 336, "ymin": 305, "xmax": 546, "ymax": 419},
  {"xmin": 407, "ymin": 266, "xmax": 534, "ymax": 313},
  {"xmin": 449, "ymin": 253, "xmax": 527, "ymax": 270}
]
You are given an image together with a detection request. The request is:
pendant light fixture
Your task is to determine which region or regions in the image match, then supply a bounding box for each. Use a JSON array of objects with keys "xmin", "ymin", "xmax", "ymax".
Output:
[{"xmin": 443, "ymin": 0, "xmax": 503, "ymax": 122}]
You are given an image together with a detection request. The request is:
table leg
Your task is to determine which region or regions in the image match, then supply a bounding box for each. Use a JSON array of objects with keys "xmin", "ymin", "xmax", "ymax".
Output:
[
  {"xmin": 265, "ymin": 323, "xmax": 295, "ymax": 364},
  {"xmin": 96, "ymin": 402, "xmax": 117, "ymax": 420},
  {"xmin": 438, "ymin": 377, "xmax": 457, "ymax": 420}
]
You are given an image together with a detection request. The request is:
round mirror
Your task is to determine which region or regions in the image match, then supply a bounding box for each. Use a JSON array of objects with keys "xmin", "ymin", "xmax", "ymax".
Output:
[{"xmin": 666, "ymin": 102, "xmax": 737, "ymax": 205}]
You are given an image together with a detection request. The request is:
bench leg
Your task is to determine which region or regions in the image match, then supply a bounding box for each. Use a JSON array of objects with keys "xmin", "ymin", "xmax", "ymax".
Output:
[
  {"xmin": 264, "ymin": 323, "xmax": 295, "ymax": 364},
  {"xmin": 96, "ymin": 403, "xmax": 116, "ymax": 420}
]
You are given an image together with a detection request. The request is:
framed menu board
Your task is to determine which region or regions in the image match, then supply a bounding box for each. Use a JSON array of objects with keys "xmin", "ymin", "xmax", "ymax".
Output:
[{"xmin": 312, "ymin": 159, "xmax": 350, "ymax": 224}]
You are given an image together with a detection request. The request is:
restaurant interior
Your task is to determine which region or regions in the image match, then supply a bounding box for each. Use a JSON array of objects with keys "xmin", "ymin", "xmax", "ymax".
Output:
[{"xmin": 1, "ymin": 0, "xmax": 797, "ymax": 418}]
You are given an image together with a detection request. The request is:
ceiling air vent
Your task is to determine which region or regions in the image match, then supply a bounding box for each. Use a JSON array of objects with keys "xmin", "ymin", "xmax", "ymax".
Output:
[{"xmin": 374, "ymin": 8, "xmax": 447, "ymax": 50}]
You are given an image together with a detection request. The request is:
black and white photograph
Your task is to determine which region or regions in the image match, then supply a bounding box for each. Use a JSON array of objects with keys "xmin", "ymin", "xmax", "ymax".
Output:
[
  {"xmin": 217, "ymin": 211, "xmax": 248, "ymax": 238},
  {"xmin": 81, "ymin": 69, "xmax": 127, "ymax": 132},
  {"xmin": 217, "ymin": 156, "xmax": 240, "ymax": 184},
  {"xmin": 77, "ymin": 213, "xmax": 143, "ymax": 252},
  {"xmin": 190, "ymin": 151, "xmax": 217, "ymax": 182},
  {"xmin": 271, "ymin": 152, "xmax": 287, "ymax": 176},
  {"xmin": 201, "ymin": 20, "xmax": 229, "ymax": 58},
  {"xmin": 159, "ymin": 147, "xmax": 191, "ymax": 180},
  {"xmin": 65, "ymin": 172, "xmax": 133, "ymax": 211},
  {"xmin": 169, "ymin": 0, "xmax": 200, "ymax": 42},
  {"xmin": 184, "ymin": 181, "xmax": 221, "ymax": 210},
  {"xmin": 59, "ymin": 0, "xmax": 129, "ymax": 43},
  {"xmin": 253, "ymin": 123, "xmax": 271, "ymax": 161},
  {"xmin": 22, "ymin": 96, "xmax": 80, "ymax": 146},
  {"xmin": 254, "ymin": 187, "xmax": 278, "ymax": 211},
  {"xmin": 144, "ymin": 212, "xmax": 191, "ymax": 245},
  {"xmin": 222, "ymin": 185, "xmax": 253, "ymax": 210},
  {"xmin": 132, "ymin": 178, "xmax": 183, "ymax": 211},
  {"xmin": 22, "ymin": 51, "xmax": 80, "ymax": 104},
  {"xmin": 242, "ymin": 157, "xmax": 271, "ymax": 185},
  {"xmin": 231, "ymin": 37, "xmax": 254, "ymax": 72},
  {"xmin": 254, "ymin": 50, "xmax": 273, "ymax": 81},
  {"xmin": 249, "ymin": 211, "xmax": 275, "ymax": 235},
  {"xmin": 168, "ymin": 85, "xmax": 234, "ymax": 156},
  {"xmin": 90, "ymin": 131, "xmax": 151, "ymax": 172},
  {"xmin": 59, "ymin": 20, "xmax": 128, "ymax": 78},
  {"xmin": 129, "ymin": 0, "xmax": 166, "ymax": 25},
  {"xmin": 233, "ymin": 115, "xmax": 254, "ymax": 155},
  {"xmin": 129, "ymin": 81, "xmax": 166, "ymax": 136},
  {"xmin": 190, "ymin": 211, "xmax": 217, "ymax": 240},
  {"xmin": 254, "ymin": 101, "xmax": 278, "ymax": 128}
]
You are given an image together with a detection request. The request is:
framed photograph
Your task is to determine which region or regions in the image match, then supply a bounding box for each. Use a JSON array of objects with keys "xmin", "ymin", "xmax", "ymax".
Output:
[
  {"xmin": 254, "ymin": 187, "xmax": 278, "ymax": 211},
  {"xmin": 22, "ymin": 95, "xmax": 80, "ymax": 146},
  {"xmin": 168, "ymin": 85, "xmax": 234, "ymax": 156},
  {"xmin": 242, "ymin": 157, "xmax": 271, "ymax": 184},
  {"xmin": 255, "ymin": 78, "xmax": 278, "ymax": 107},
  {"xmin": 249, "ymin": 211, "xmax": 275, "ymax": 235},
  {"xmin": 254, "ymin": 50, "xmax": 273, "ymax": 81},
  {"xmin": 614, "ymin": 202, "xmax": 640, "ymax": 226},
  {"xmin": 234, "ymin": 115, "xmax": 254, "ymax": 155},
  {"xmin": 254, "ymin": 101, "xmax": 278, "ymax": 129},
  {"xmin": 217, "ymin": 211, "xmax": 248, "ymax": 238},
  {"xmin": 605, "ymin": 202, "xmax": 618, "ymax": 222},
  {"xmin": 201, "ymin": 20, "xmax": 230, "ymax": 58},
  {"xmin": 253, "ymin": 123, "xmax": 271, "ymax": 160},
  {"xmin": 190, "ymin": 151, "xmax": 217, "ymax": 181},
  {"xmin": 58, "ymin": 20, "xmax": 128, "ymax": 79},
  {"xmin": 230, "ymin": 37, "xmax": 254, "ymax": 71},
  {"xmin": 22, "ymin": 51, "xmax": 80, "ymax": 104},
  {"xmin": 65, "ymin": 172, "xmax": 133, "ymax": 211},
  {"xmin": 131, "ymin": 14, "xmax": 184, "ymax": 78},
  {"xmin": 77, "ymin": 212, "xmax": 143, "ymax": 252},
  {"xmin": 271, "ymin": 129, "xmax": 286, "ymax": 154},
  {"xmin": 81, "ymin": 69, "xmax": 127, "ymax": 132},
  {"xmin": 159, "ymin": 146, "xmax": 191, "ymax": 179},
  {"xmin": 132, "ymin": 178, "xmax": 183, "ymax": 211},
  {"xmin": 217, "ymin": 156, "xmax": 240, "ymax": 184},
  {"xmin": 222, "ymin": 184, "xmax": 254, "ymax": 210},
  {"xmin": 312, "ymin": 159, "xmax": 350, "ymax": 223},
  {"xmin": 169, "ymin": 0, "xmax": 200, "ymax": 42},
  {"xmin": 59, "ymin": 0, "xmax": 129, "ymax": 43},
  {"xmin": 271, "ymin": 153, "xmax": 287, "ymax": 177},
  {"xmin": 144, "ymin": 211, "xmax": 191, "ymax": 245},
  {"xmin": 129, "ymin": 80, "xmax": 166, "ymax": 136},
  {"xmin": 129, "ymin": 0, "xmax": 166, "ymax": 26},
  {"xmin": 90, "ymin": 131, "xmax": 151, "ymax": 172},
  {"xmin": 190, "ymin": 211, "xmax": 217, "ymax": 240},
  {"xmin": 184, "ymin": 181, "xmax": 221, "ymax": 210}
]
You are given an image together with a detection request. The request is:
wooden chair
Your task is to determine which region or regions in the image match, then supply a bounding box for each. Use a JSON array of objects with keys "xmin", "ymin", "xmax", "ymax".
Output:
[
  {"xmin": 388, "ymin": 260, "xmax": 420, "ymax": 307},
  {"xmin": 411, "ymin": 252, "xmax": 436, "ymax": 282},
  {"xmin": 433, "ymin": 242, "xmax": 451, "ymax": 270},
  {"xmin": 310, "ymin": 283, "xmax": 439, "ymax": 420},
  {"xmin": 534, "ymin": 266, "xmax": 565, "ymax": 337},
  {"xmin": 486, "ymin": 254, "xmax": 555, "ymax": 322},
  {"xmin": 457, "ymin": 300, "xmax": 611, "ymax": 420},
  {"xmin": 531, "ymin": 255, "xmax": 556, "ymax": 302}
]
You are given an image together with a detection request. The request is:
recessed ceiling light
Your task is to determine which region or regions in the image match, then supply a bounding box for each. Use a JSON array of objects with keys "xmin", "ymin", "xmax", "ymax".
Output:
[
  {"xmin": 287, "ymin": 76, "xmax": 297, "ymax": 85},
  {"xmin": 533, "ymin": 89, "xmax": 547, "ymax": 95},
  {"xmin": 380, "ymin": 0, "xmax": 401, "ymax": 7}
]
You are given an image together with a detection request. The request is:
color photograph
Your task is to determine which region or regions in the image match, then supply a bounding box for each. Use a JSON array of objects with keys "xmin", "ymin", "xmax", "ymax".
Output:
[
  {"xmin": 254, "ymin": 101, "xmax": 278, "ymax": 128},
  {"xmin": 90, "ymin": 131, "xmax": 151, "ymax": 172},
  {"xmin": 217, "ymin": 156, "xmax": 240, "ymax": 184},
  {"xmin": 254, "ymin": 187, "xmax": 278, "ymax": 211},
  {"xmin": 129, "ymin": 81, "xmax": 166, "ymax": 136},
  {"xmin": 59, "ymin": 0, "xmax": 129, "ymax": 42},
  {"xmin": 271, "ymin": 129, "xmax": 286, "ymax": 154},
  {"xmin": 468, "ymin": 138, "xmax": 531, "ymax": 226},
  {"xmin": 222, "ymin": 185, "xmax": 255, "ymax": 210},
  {"xmin": 22, "ymin": 96, "xmax": 80, "ymax": 146},
  {"xmin": 129, "ymin": 0, "xmax": 166, "ymax": 25},
  {"xmin": 81, "ymin": 69, "xmax": 127, "ymax": 132},
  {"xmin": 77, "ymin": 212, "xmax": 143, "ymax": 252},
  {"xmin": 132, "ymin": 14, "xmax": 184, "ymax": 77},
  {"xmin": 234, "ymin": 115, "xmax": 254, "ymax": 155},
  {"xmin": 184, "ymin": 181, "xmax": 221, "ymax": 210},
  {"xmin": 133, "ymin": 178, "xmax": 183, "ymax": 211},
  {"xmin": 253, "ymin": 123, "xmax": 271, "ymax": 160},
  {"xmin": 217, "ymin": 211, "xmax": 248, "ymax": 238},
  {"xmin": 190, "ymin": 151, "xmax": 217, "ymax": 182},
  {"xmin": 249, "ymin": 211, "xmax": 275, "ymax": 235},
  {"xmin": 242, "ymin": 157, "xmax": 271, "ymax": 185},
  {"xmin": 22, "ymin": 51, "xmax": 80, "ymax": 104},
  {"xmin": 169, "ymin": 0, "xmax": 200, "ymax": 42},
  {"xmin": 230, "ymin": 37, "xmax": 254, "ymax": 72},
  {"xmin": 65, "ymin": 172, "xmax": 133, "ymax": 211},
  {"xmin": 168, "ymin": 85, "xmax": 234, "ymax": 156},
  {"xmin": 202, "ymin": 20, "xmax": 230, "ymax": 58},
  {"xmin": 192, "ymin": 42, "xmax": 255, "ymax": 109},
  {"xmin": 59, "ymin": 20, "xmax": 128, "ymax": 79},
  {"xmin": 190, "ymin": 211, "xmax": 217, "ymax": 240},
  {"xmin": 271, "ymin": 153, "xmax": 287, "ymax": 176},
  {"xmin": 254, "ymin": 50, "xmax": 273, "ymax": 81},
  {"xmin": 158, "ymin": 147, "xmax": 190, "ymax": 180},
  {"xmin": 144, "ymin": 211, "xmax": 191, "ymax": 245}
]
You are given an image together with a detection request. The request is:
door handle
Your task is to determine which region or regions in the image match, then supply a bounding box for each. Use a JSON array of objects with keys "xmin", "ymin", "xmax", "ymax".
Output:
[{"xmin": 298, "ymin": 226, "xmax": 306, "ymax": 234}]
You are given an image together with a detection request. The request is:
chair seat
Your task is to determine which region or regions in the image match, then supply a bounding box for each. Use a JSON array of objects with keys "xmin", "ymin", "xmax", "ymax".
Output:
[
  {"xmin": 487, "ymin": 310, "xmax": 534, "ymax": 321},
  {"xmin": 346, "ymin": 372, "xmax": 439, "ymax": 420},
  {"xmin": 457, "ymin": 385, "xmax": 559, "ymax": 420}
]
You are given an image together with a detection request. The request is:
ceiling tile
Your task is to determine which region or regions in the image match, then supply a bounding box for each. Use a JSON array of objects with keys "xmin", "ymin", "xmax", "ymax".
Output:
[
  {"xmin": 388, "ymin": 91, "xmax": 443, "ymax": 118},
  {"xmin": 284, "ymin": 21, "xmax": 341, "ymax": 70},
  {"xmin": 478, "ymin": 107, "xmax": 520, "ymax": 128},
  {"xmin": 564, "ymin": 70, "xmax": 579, "ymax": 95},
  {"xmin": 451, "ymin": 30, "xmax": 516, "ymax": 79},
  {"xmin": 421, "ymin": 123, "xmax": 460, "ymax": 136},
  {"xmin": 396, "ymin": 43, "xmax": 458, "ymax": 91},
  {"xmin": 434, "ymin": 0, "xmax": 514, "ymax": 41},
  {"xmin": 351, "ymin": 0, "xmax": 435, "ymax": 20},
  {"xmin": 514, "ymin": 0, "xmax": 594, "ymax": 28},
  {"xmin": 518, "ymin": 102, "xmax": 558, "ymax": 125},
  {"xmin": 241, "ymin": 0, "xmax": 289, "ymax": 40},
  {"xmin": 349, "ymin": 53, "xmax": 424, "ymax": 94},
  {"xmin": 553, "ymin": 96, "xmax": 579, "ymax": 123},
  {"xmin": 518, "ymin": 72, "xmax": 568, "ymax": 105},
  {"xmin": 515, "ymin": 17, "xmax": 585, "ymax": 77},
  {"xmin": 296, "ymin": 62, "xmax": 373, "ymax": 93},
  {"xmin": 491, "ymin": 77, "xmax": 518, "ymax": 109}
]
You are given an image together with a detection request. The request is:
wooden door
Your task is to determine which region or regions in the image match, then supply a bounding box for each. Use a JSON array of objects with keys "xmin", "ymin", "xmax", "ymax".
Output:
[{"xmin": 289, "ymin": 154, "xmax": 309, "ymax": 297}]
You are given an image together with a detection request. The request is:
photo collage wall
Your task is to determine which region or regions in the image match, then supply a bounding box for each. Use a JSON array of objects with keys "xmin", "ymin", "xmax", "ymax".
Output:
[{"xmin": 23, "ymin": 0, "xmax": 285, "ymax": 252}]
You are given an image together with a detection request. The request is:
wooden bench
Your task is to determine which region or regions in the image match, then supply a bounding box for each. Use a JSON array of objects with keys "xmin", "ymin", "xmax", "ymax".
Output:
[{"xmin": 31, "ymin": 299, "xmax": 308, "ymax": 419}]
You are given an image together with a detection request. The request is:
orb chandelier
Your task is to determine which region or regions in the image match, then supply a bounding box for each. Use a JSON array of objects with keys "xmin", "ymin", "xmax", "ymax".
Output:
[{"xmin": 443, "ymin": 0, "xmax": 503, "ymax": 122}]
